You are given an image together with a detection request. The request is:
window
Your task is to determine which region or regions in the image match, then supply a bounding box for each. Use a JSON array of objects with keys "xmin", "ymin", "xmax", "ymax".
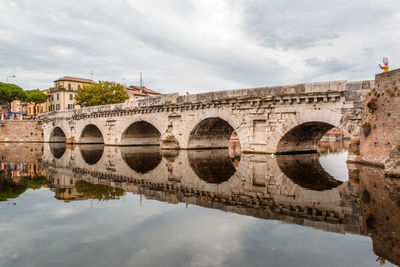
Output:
[
  {"xmin": 68, "ymin": 84, "xmax": 71, "ymax": 90},
  {"xmin": 57, "ymin": 94, "xmax": 59, "ymax": 100},
  {"xmin": 78, "ymin": 85, "xmax": 81, "ymax": 90},
  {"xmin": 70, "ymin": 94, "xmax": 73, "ymax": 100},
  {"xmin": 56, "ymin": 104, "xmax": 60, "ymax": 110},
  {"xmin": 51, "ymin": 95, "xmax": 54, "ymax": 101}
]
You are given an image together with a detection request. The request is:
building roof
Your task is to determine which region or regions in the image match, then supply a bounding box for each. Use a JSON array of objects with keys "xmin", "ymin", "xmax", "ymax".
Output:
[
  {"xmin": 53, "ymin": 76, "xmax": 96, "ymax": 84},
  {"xmin": 126, "ymin": 88, "xmax": 147, "ymax": 96},
  {"xmin": 125, "ymin": 86, "xmax": 161, "ymax": 96},
  {"xmin": 41, "ymin": 88, "xmax": 52, "ymax": 94}
]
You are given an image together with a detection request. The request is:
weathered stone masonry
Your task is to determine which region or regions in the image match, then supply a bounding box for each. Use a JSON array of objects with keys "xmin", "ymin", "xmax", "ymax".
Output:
[
  {"xmin": 39, "ymin": 80, "xmax": 371, "ymax": 154},
  {"xmin": 0, "ymin": 120, "xmax": 43, "ymax": 143},
  {"xmin": 352, "ymin": 68, "xmax": 400, "ymax": 176}
]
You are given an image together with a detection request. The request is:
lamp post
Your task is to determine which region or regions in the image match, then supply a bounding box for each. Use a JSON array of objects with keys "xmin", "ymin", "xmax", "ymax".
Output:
[{"xmin": 6, "ymin": 75, "xmax": 16, "ymax": 83}]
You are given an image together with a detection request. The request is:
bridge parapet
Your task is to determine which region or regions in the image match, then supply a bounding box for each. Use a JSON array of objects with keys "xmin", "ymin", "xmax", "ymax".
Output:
[{"xmin": 39, "ymin": 80, "xmax": 372, "ymax": 119}]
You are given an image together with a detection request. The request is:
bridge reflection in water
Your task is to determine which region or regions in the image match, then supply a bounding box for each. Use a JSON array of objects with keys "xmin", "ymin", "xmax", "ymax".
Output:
[
  {"xmin": 42, "ymin": 143, "xmax": 355, "ymax": 233},
  {"xmin": 1, "ymin": 143, "xmax": 399, "ymax": 265},
  {"xmin": 188, "ymin": 150, "xmax": 237, "ymax": 184},
  {"xmin": 276, "ymin": 154, "xmax": 343, "ymax": 191},
  {"xmin": 121, "ymin": 146, "xmax": 162, "ymax": 174},
  {"xmin": 80, "ymin": 144, "xmax": 104, "ymax": 165}
]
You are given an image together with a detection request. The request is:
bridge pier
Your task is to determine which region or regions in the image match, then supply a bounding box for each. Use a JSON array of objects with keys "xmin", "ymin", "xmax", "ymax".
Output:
[{"xmin": 353, "ymin": 68, "xmax": 400, "ymax": 176}]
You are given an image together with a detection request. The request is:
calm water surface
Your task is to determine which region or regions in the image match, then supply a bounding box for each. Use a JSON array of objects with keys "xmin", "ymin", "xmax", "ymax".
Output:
[{"xmin": 0, "ymin": 142, "xmax": 398, "ymax": 267}]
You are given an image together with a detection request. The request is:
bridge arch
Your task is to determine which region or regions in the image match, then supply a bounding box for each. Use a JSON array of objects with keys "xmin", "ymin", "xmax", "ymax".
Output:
[
  {"xmin": 49, "ymin": 127, "xmax": 67, "ymax": 143},
  {"xmin": 80, "ymin": 144, "xmax": 104, "ymax": 165},
  {"xmin": 276, "ymin": 121, "xmax": 335, "ymax": 154},
  {"xmin": 121, "ymin": 146, "xmax": 162, "ymax": 173},
  {"xmin": 121, "ymin": 121, "xmax": 161, "ymax": 146},
  {"xmin": 188, "ymin": 117, "xmax": 237, "ymax": 149},
  {"xmin": 80, "ymin": 124, "xmax": 104, "ymax": 144},
  {"xmin": 49, "ymin": 143, "xmax": 67, "ymax": 159},
  {"xmin": 187, "ymin": 149, "xmax": 237, "ymax": 184},
  {"xmin": 276, "ymin": 154, "xmax": 343, "ymax": 190},
  {"xmin": 275, "ymin": 110, "xmax": 344, "ymax": 154}
]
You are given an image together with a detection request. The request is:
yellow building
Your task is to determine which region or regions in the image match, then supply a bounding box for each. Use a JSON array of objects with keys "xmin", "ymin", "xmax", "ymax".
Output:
[
  {"xmin": 24, "ymin": 76, "xmax": 96, "ymax": 116},
  {"xmin": 49, "ymin": 76, "xmax": 96, "ymax": 111},
  {"xmin": 26, "ymin": 103, "xmax": 39, "ymax": 116},
  {"xmin": 26, "ymin": 89, "xmax": 51, "ymax": 116},
  {"xmin": 49, "ymin": 174, "xmax": 87, "ymax": 202},
  {"xmin": 39, "ymin": 89, "xmax": 51, "ymax": 113},
  {"xmin": 54, "ymin": 76, "xmax": 96, "ymax": 91}
]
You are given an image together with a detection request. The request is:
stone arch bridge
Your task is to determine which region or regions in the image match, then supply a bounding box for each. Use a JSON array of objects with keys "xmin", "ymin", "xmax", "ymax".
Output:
[{"xmin": 39, "ymin": 80, "xmax": 372, "ymax": 154}]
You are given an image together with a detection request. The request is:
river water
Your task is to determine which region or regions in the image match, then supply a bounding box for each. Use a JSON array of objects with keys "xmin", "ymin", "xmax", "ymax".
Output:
[{"xmin": 0, "ymin": 142, "xmax": 399, "ymax": 267}]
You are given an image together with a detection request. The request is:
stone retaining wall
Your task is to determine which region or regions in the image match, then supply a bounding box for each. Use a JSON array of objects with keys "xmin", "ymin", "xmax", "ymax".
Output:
[
  {"xmin": 0, "ymin": 143, "xmax": 43, "ymax": 163},
  {"xmin": 0, "ymin": 120, "xmax": 43, "ymax": 143}
]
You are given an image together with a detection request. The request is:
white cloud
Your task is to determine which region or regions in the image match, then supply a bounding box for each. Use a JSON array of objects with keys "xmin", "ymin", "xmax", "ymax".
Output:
[{"xmin": 0, "ymin": 0, "xmax": 399, "ymax": 94}]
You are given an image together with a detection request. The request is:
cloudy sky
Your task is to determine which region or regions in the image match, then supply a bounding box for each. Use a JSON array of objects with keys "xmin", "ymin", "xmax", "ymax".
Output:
[
  {"xmin": 0, "ymin": 190, "xmax": 383, "ymax": 267},
  {"xmin": 1, "ymin": 0, "xmax": 399, "ymax": 94}
]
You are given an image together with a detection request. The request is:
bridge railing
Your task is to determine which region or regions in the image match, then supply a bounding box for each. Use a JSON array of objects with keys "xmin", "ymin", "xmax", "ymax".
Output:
[{"xmin": 38, "ymin": 79, "xmax": 374, "ymax": 119}]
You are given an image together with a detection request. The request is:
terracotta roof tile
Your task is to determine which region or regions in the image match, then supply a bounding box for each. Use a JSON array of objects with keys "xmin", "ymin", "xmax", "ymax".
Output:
[
  {"xmin": 125, "ymin": 88, "xmax": 147, "ymax": 96},
  {"xmin": 126, "ymin": 86, "xmax": 161, "ymax": 95}
]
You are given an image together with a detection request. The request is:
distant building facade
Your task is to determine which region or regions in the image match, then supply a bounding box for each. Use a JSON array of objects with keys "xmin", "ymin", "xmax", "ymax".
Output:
[
  {"xmin": 26, "ymin": 103, "xmax": 39, "ymax": 117},
  {"xmin": 0, "ymin": 105, "xmax": 8, "ymax": 115},
  {"xmin": 10, "ymin": 100, "xmax": 27, "ymax": 116},
  {"xmin": 39, "ymin": 89, "xmax": 51, "ymax": 114},
  {"xmin": 53, "ymin": 76, "xmax": 95, "ymax": 91},
  {"xmin": 49, "ymin": 76, "xmax": 96, "ymax": 111},
  {"xmin": 49, "ymin": 90, "xmax": 77, "ymax": 111},
  {"xmin": 25, "ymin": 89, "xmax": 51, "ymax": 117}
]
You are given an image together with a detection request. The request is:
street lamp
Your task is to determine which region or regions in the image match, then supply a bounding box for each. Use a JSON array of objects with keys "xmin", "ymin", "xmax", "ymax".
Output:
[{"xmin": 6, "ymin": 75, "xmax": 16, "ymax": 83}]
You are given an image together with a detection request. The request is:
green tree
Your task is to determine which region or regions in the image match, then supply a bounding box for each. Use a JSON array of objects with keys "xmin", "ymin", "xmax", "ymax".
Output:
[
  {"xmin": 23, "ymin": 175, "xmax": 48, "ymax": 189},
  {"xmin": 0, "ymin": 172, "xmax": 27, "ymax": 201},
  {"xmin": 75, "ymin": 81, "xmax": 129, "ymax": 107},
  {"xmin": 75, "ymin": 180, "xmax": 124, "ymax": 200},
  {"xmin": 0, "ymin": 172, "xmax": 49, "ymax": 202},
  {"xmin": 0, "ymin": 82, "xmax": 25, "ymax": 112},
  {"xmin": 25, "ymin": 89, "xmax": 48, "ymax": 117}
]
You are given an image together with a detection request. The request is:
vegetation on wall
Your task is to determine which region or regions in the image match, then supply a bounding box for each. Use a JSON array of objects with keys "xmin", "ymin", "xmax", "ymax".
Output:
[
  {"xmin": 362, "ymin": 122, "xmax": 372, "ymax": 137},
  {"xmin": 74, "ymin": 81, "xmax": 129, "ymax": 107}
]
